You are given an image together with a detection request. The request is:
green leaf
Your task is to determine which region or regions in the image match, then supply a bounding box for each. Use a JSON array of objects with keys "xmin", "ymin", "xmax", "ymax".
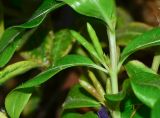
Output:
[
  {"xmin": 0, "ymin": 61, "xmax": 39, "ymax": 84},
  {"xmin": 70, "ymin": 30, "xmax": 99, "ymax": 59},
  {"xmin": 5, "ymin": 55, "xmax": 107, "ymax": 118},
  {"xmin": 0, "ymin": 0, "xmax": 64, "ymax": 67},
  {"xmin": 63, "ymin": 0, "xmax": 116, "ymax": 29},
  {"xmin": 125, "ymin": 60, "xmax": 160, "ymax": 108},
  {"xmin": 105, "ymin": 79, "xmax": 130, "ymax": 102},
  {"xmin": 120, "ymin": 28, "xmax": 160, "ymax": 66},
  {"xmin": 0, "ymin": 37, "xmax": 20, "ymax": 67},
  {"xmin": 5, "ymin": 88, "xmax": 33, "ymax": 118},
  {"xmin": 87, "ymin": 23, "xmax": 104, "ymax": 60},
  {"xmin": 151, "ymin": 98, "xmax": 160, "ymax": 118},
  {"xmin": 63, "ymin": 85, "xmax": 101, "ymax": 109},
  {"xmin": 62, "ymin": 111, "xmax": 98, "ymax": 118},
  {"xmin": 117, "ymin": 22, "xmax": 152, "ymax": 46},
  {"xmin": 52, "ymin": 29, "xmax": 74, "ymax": 64}
]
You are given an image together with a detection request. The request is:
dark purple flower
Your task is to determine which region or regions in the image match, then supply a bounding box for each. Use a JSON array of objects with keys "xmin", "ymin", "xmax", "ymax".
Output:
[{"xmin": 97, "ymin": 106, "xmax": 109, "ymax": 118}]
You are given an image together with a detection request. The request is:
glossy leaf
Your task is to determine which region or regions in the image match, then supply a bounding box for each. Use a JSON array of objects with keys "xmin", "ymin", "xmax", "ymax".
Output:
[
  {"xmin": 0, "ymin": 61, "xmax": 39, "ymax": 84},
  {"xmin": 151, "ymin": 98, "xmax": 160, "ymax": 118},
  {"xmin": 63, "ymin": 84, "xmax": 101, "ymax": 109},
  {"xmin": 5, "ymin": 55, "xmax": 107, "ymax": 118},
  {"xmin": 63, "ymin": 0, "xmax": 116, "ymax": 29},
  {"xmin": 125, "ymin": 60, "xmax": 160, "ymax": 108},
  {"xmin": 0, "ymin": 0, "xmax": 64, "ymax": 67},
  {"xmin": 120, "ymin": 28, "xmax": 160, "ymax": 66}
]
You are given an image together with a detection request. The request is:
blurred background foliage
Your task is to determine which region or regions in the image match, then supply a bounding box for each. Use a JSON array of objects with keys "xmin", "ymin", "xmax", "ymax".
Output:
[{"xmin": 0, "ymin": 0, "xmax": 160, "ymax": 118}]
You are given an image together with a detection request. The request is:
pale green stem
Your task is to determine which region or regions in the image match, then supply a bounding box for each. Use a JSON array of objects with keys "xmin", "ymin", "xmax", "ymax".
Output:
[
  {"xmin": 107, "ymin": 28, "xmax": 121, "ymax": 118},
  {"xmin": 107, "ymin": 28, "xmax": 118, "ymax": 94},
  {"xmin": 151, "ymin": 54, "xmax": 160, "ymax": 72}
]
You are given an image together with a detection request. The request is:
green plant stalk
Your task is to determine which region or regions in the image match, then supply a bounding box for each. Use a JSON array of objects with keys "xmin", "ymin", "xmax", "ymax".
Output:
[
  {"xmin": 107, "ymin": 28, "xmax": 118, "ymax": 94},
  {"xmin": 151, "ymin": 54, "xmax": 160, "ymax": 72},
  {"xmin": 107, "ymin": 28, "xmax": 121, "ymax": 118}
]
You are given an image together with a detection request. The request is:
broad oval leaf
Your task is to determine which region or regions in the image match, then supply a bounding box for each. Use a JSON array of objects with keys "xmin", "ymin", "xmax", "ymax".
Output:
[
  {"xmin": 63, "ymin": 85, "xmax": 101, "ymax": 109},
  {"xmin": 119, "ymin": 28, "xmax": 160, "ymax": 66},
  {"xmin": 0, "ymin": 0, "xmax": 64, "ymax": 68},
  {"xmin": 5, "ymin": 55, "xmax": 108, "ymax": 118},
  {"xmin": 125, "ymin": 60, "xmax": 160, "ymax": 108},
  {"xmin": 63, "ymin": 0, "xmax": 116, "ymax": 29}
]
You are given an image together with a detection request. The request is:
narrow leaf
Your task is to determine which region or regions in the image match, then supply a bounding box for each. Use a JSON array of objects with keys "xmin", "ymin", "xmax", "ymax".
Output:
[
  {"xmin": 0, "ymin": 61, "xmax": 39, "ymax": 84},
  {"xmin": 88, "ymin": 71, "xmax": 105, "ymax": 100},
  {"xmin": 87, "ymin": 23, "xmax": 104, "ymax": 59},
  {"xmin": 79, "ymin": 79, "xmax": 104, "ymax": 103},
  {"xmin": 70, "ymin": 30, "xmax": 100, "ymax": 61}
]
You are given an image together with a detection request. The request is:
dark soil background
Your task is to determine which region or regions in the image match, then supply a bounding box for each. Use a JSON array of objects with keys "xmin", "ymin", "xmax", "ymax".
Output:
[{"xmin": 0, "ymin": 0, "xmax": 160, "ymax": 118}]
